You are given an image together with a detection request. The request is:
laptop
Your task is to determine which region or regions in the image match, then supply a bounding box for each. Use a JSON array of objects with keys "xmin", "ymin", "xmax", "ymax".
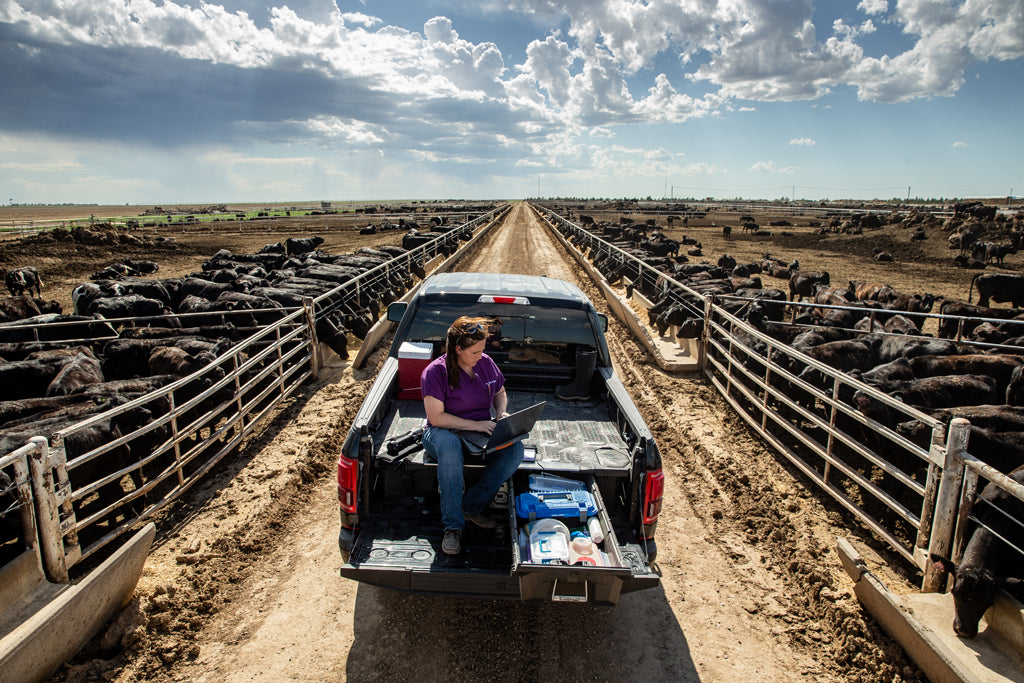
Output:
[{"xmin": 455, "ymin": 402, "xmax": 546, "ymax": 457}]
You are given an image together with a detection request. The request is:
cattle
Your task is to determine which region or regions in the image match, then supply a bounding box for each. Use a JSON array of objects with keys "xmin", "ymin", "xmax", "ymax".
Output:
[
  {"xmin": 874, "ymin": 251, "xmax": 893, "ymax": 262},
  {"xmin": 795, "ymin": 338, "xmax": 879, "ymax": 383},
  {"xmin": 0, "ymin": 296, "xmax": 62, "ymax": 323},
  {"xmin": 983, "ymin": 242, "xmax": 1016, "ymax": 266},
  {"xmin": 930, "ymin": 466, "xmax": 1024, "ymax": 638},
  {"xmin": 0, "ymin": 353, "xmax": 92, "ymax": 400},
  {"xmin": 285, "ymin": 236, "xmax": 325, "ymax": 255},
  {"xmin": 849, "ymin": 357, "xmax": 915, "ymax": 386},
  {"xmin": 788, "ymin": 271, "xmax": 830, "ymax": 302},
  {"xmin": 148, "ymin": 346, "xmax": 217, "ymax": 378},
  {"xmin": 936, "ymin": 301, "xmax": 1024, "ymax": 339},
  {"xmin": 0, "ymin": 394, "xmax": 103, "ymax": 428},
  {"xmin": 909, "ymin": 354, "xmax": 1024, "ymax": 397},
  {"xmin": 258, "ymin": 241, "xmax": 286, "ymax": 254},
  {"xmin": 886, "ymin": 291, "xmax": 936, "ymax": 314},
  {"xmin": 948, "ymin": 229, "xmax": 976, "ymax": 253},
  {"xmin": 717, "ymin": 254, "xmax": 736, "ymax": 270},
  {"xmin": 1008, "ymin": 365, "xmax": 1024, "ymax": 406},
  {"xmin": 969, "ymin": 273, "xmax": 1024, "ymax": 308},
  {"xmin": 722, "ymin": 225, "xmax": 731, "ymax": 239},
  {"xmin": 316, "ymin": 311, "xmax": 350, "ymax": 360},
  {"xmin": 45, "ymin": 351, "xmax": 104, "ymax": 397},
  {"xmin": 899, "ymin": 405, "xmax": 1024, "ymax": 438},
  {"xmin": 122, "ymin": 259, "xmax": 159, "ymax": 274},
  {"xmin": 883, "ymin": 314, "xmax": 920, "ymax": 335},
  {"xmin": 854, "ymin": 375, "xmax": 999, "ymax": 424},
  {"xmin": 875, "ymin": 336, "xmax": 961, "ymax": 364},
  {"xmin": 850, "ymin": 281, "xmax": 893, "ymax": 302},
  {"xmin": 953, "ymin": 254, "xmax": 987, "ymax": 269},
  {"xmin": 90, "ymin": 294, "xmax": 169, "ymax": 320},
  {"xmin": 4, "ymin": 267, "xmax": 42, "ymax": 297}
]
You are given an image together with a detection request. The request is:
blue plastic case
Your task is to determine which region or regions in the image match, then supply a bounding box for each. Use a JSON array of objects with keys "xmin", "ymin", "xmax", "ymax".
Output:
[{"xmin": 515, "ymin": 490, "xmax": 598, "ymax": 522}]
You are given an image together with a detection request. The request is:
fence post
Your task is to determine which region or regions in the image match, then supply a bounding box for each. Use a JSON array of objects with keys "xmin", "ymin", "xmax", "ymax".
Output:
[
  {"xmin": 913, "ymin": 422, "xmax": 948, "ymax": 569},
  {"xmin": 302, "ymin": 297, "xmax": 320, "ymax": 379},
  {"xmin": 699, "ymin": 297, "xmax": 711, "ymax": 371},
  {"xmin": 27, "ymin": 436, "xmax": 69, "ymax": 583},
  {"xmin": 922, "ymin": 417, "xmax": 971, "ymax": 592}
]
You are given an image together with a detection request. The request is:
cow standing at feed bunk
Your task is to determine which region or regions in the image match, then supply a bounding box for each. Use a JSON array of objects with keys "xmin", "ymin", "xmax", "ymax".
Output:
[{"xmin": 931, "ymin": 466, "xmax": 1024, "ymax": 638}]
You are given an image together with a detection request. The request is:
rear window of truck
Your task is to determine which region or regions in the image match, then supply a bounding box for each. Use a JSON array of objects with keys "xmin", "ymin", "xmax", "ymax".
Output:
[{"xmin": 405, "ymin": 303, "xmax": 599, "ymax": 347}]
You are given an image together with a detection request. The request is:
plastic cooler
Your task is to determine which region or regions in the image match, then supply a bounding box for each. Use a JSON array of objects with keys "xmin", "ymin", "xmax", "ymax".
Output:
[{"xmin": 397, "ymin": 341, "xmax": 433, "ymax": 400}]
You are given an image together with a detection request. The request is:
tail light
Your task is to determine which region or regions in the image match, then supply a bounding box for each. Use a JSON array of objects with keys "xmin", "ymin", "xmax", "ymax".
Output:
[
  {"xmin": 337, "ymin": 457, "xmax": 358, "ymax": 514},
  {"xmin": 642, "ymin": 469, "xmax": 665, "ymax": 526}
]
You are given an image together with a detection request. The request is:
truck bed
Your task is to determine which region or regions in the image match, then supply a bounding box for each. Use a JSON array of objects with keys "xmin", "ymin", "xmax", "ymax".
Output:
[{"xmin": 372, "ymin": 391, "xmax": 633, "ymax": 474}]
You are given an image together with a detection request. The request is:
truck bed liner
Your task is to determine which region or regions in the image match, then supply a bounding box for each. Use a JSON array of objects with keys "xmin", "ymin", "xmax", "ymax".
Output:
[{"xmin": 374, "ymin": 391, "xmax": 633, "ymax": 473}]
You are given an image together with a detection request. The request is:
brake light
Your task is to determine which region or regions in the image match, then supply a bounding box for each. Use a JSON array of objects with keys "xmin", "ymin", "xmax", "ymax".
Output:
[
  {"xmin": 642, "ymin": 469, "xmax": 665, "ymax": 525},
  {"xmin": 477, "ymin": 295, "xmax": 529, "ymax": 304},
  {"xmin": 337, "ymin": 457, "xmax": 358, "ymax": 514}
]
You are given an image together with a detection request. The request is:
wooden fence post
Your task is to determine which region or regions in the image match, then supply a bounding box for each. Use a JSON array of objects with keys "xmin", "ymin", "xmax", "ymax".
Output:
[
  {"xmin": 922, "ymin": 417, "xmax": 971, "ymax": 592},
  {"xmin": 303, "ymin": 298, "xmax": 320, "ymax": 380},
  {"xmin": 27, "ymin": 436, "xmax": 69, "ymax": 583}
]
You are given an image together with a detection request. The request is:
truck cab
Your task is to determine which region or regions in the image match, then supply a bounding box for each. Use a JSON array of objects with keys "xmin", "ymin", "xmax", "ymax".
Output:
[{"xmin": 337, "ymin": 273, "xmax": 662, "ymax": 603}]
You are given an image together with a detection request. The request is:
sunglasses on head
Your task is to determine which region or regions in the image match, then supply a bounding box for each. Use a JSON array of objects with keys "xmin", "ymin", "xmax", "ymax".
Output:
[{"xmin": 459, "ymin": 322, "xmax": 486, "ymax": 335}]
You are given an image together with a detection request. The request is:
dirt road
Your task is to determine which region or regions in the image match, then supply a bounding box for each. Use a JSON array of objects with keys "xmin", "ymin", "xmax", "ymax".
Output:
[{"xmin": 62, "ymin": 202, "xmax": 917, "ymax": 682}]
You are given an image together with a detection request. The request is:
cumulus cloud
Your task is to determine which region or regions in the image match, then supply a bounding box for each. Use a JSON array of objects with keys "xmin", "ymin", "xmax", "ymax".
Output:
[
  {"xmin": 858, "ymin": 0, "xmax": 888, "ymax": 15},
  {"xmin": 0, "ymin": 0, "xmax": 1020, "ymax": 200},
  {"xmin": 748, "ymin": 161, "xmax": 797, "ymax": 174},
  {"xmin": 789, "ymin": 137, "xmax": 816, "ymax": 146},
  {"xmin": 953, "ymin": 141, "xmax": 968, "ymax": 148}
]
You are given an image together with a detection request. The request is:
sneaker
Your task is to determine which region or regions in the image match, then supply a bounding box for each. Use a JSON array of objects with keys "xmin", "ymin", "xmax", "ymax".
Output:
[
  {"xmin": 442, "ymin": 529, "xmax": 462, "ymax": 555},
  {"xmin": 464, "ymin": 512, "xmax": 497, "ymax": 529}
]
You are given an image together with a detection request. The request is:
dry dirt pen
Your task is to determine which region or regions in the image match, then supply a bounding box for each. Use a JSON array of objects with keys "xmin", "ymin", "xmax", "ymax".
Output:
[
  {"xmin": 532, "ymin": 202, "xmax": 1024, "ymax": 676},
  {"xmin": 0, "ymin": 206, "xmax": 511, "ymax": 679}
]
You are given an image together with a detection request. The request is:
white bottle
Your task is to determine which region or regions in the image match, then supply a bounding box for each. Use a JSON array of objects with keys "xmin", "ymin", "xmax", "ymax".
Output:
[{"xmin": 587, "ymin": 516, "xmax": 604, "ymax": 544}]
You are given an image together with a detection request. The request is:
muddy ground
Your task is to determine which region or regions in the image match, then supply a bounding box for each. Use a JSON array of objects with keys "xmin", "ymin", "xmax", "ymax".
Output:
[{"xmin": 2, "ymin": 201, "xmax": 1012, "ymax": 681}]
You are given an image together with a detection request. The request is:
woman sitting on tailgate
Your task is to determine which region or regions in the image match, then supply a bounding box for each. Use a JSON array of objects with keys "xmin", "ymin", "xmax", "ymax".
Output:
[{"xmin": 420, "ymin": 316, "xmax": 524, "ymax": 555}]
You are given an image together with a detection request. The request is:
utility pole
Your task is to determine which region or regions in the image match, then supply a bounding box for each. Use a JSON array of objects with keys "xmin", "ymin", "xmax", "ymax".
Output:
[{"xmin": 907, "ymin": 186, "xmax": 911, "ymax": 202}]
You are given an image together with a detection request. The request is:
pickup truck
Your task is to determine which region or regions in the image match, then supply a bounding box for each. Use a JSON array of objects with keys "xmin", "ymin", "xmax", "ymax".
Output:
[{"xmin": 337, "ymin": 272, "xmax": 663, "ymax": 603}]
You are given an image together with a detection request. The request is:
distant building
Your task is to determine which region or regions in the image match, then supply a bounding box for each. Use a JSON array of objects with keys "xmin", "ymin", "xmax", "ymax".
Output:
[{"xmin": 321, "ymin": 201, "xmax": 332, "ymax": 210}]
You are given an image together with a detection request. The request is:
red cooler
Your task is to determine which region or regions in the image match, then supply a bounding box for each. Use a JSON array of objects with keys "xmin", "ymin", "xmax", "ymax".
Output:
[{"xmin": 397, "ymin": 341, "xmax": 433, "ymax": 400}]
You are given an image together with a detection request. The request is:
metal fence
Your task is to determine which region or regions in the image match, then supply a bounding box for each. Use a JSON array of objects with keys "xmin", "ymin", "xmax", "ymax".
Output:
[
  {"xmin": 532, "ymin": 202, "xmax": 1021, "ymax": 589},
  {"xmin": 0, "ymin": 204, "xmax": 510, "ymax": 583}
]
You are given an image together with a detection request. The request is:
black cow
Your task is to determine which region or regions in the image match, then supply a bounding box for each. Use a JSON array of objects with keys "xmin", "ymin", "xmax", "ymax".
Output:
[
  {"xmin": 122, "ymin": 258, "xmax": 159, "ymax": 274},
  {"xmin": 4, "ymin": 267, "xmax": 42, "ymax": 297},
  {"xmin": 45, "ymin": 352, "xmax": 104, "ymax": 397},
  {"xmin": 1007, "ymin": 365, "xmax": 1024, "ymax": 406},
  {"xmin": 149, "ymin": 346, "xmax": 217, "ymax": 378},
  {"xmin": 970, "ymin": 273, "xmax": 1024, "ymax": 307},
  {"xmin": 0, "ymin": 296, "xmax": 62, "ymax": 323},
  {"xmin": 789, "ymin": 271, "xmax": 830, "ymax": 302},
  {"xmin": 285, "ymin": 236, "xmax": 325, "ymax": 255},
  {"xmin": 909, "ymin": 354, "xmax": 1024, "ymax": 396},
  {"xmin": 316, "ymin": 311, "xmax": 350, "ymax": 360},
  {"xmin": 930, "ymin": 466, "xmax": 1024, "ymax": 638},
  {"xmin": 953, "ymin": 254, "xmax": 987, "ymax": 269},
  {"xmin": 90, "ymin": 294, "xmax": 169, "ymax": 319},
  {"xmin": 936, "ymin": 301, "xmax": 1024, "ymax": 339},
  {"xmin": 854, "ymin": 375, "xmax": 999, "ymax": 425}
]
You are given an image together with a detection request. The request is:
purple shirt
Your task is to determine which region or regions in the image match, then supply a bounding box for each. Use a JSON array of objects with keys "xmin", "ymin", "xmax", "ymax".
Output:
[{"xmin": 421, "ymin": 353, "xmax": 504, "ymax": 425}]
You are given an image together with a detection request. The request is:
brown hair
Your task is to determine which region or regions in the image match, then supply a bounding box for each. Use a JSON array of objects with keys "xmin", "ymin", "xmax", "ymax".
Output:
[{"xmin": 444, "ymin": 316, "xmax": 490, "ymax": 389}]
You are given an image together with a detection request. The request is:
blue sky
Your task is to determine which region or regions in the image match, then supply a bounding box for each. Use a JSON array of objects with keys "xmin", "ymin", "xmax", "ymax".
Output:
[{"xmin": 1, "ymin": 0, "xmax": 1021, "ymax": 204}]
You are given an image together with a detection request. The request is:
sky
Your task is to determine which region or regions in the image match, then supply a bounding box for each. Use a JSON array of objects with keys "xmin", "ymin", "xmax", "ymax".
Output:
[{"xmin": 1, "ymin": 0, "xmax": 1022, "ymax": 205}]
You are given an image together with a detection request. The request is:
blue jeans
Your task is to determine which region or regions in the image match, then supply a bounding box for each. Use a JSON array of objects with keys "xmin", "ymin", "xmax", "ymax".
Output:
[{"xmin": 422, "ymin": 426, "xmax": 524, "ymax": 531}]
